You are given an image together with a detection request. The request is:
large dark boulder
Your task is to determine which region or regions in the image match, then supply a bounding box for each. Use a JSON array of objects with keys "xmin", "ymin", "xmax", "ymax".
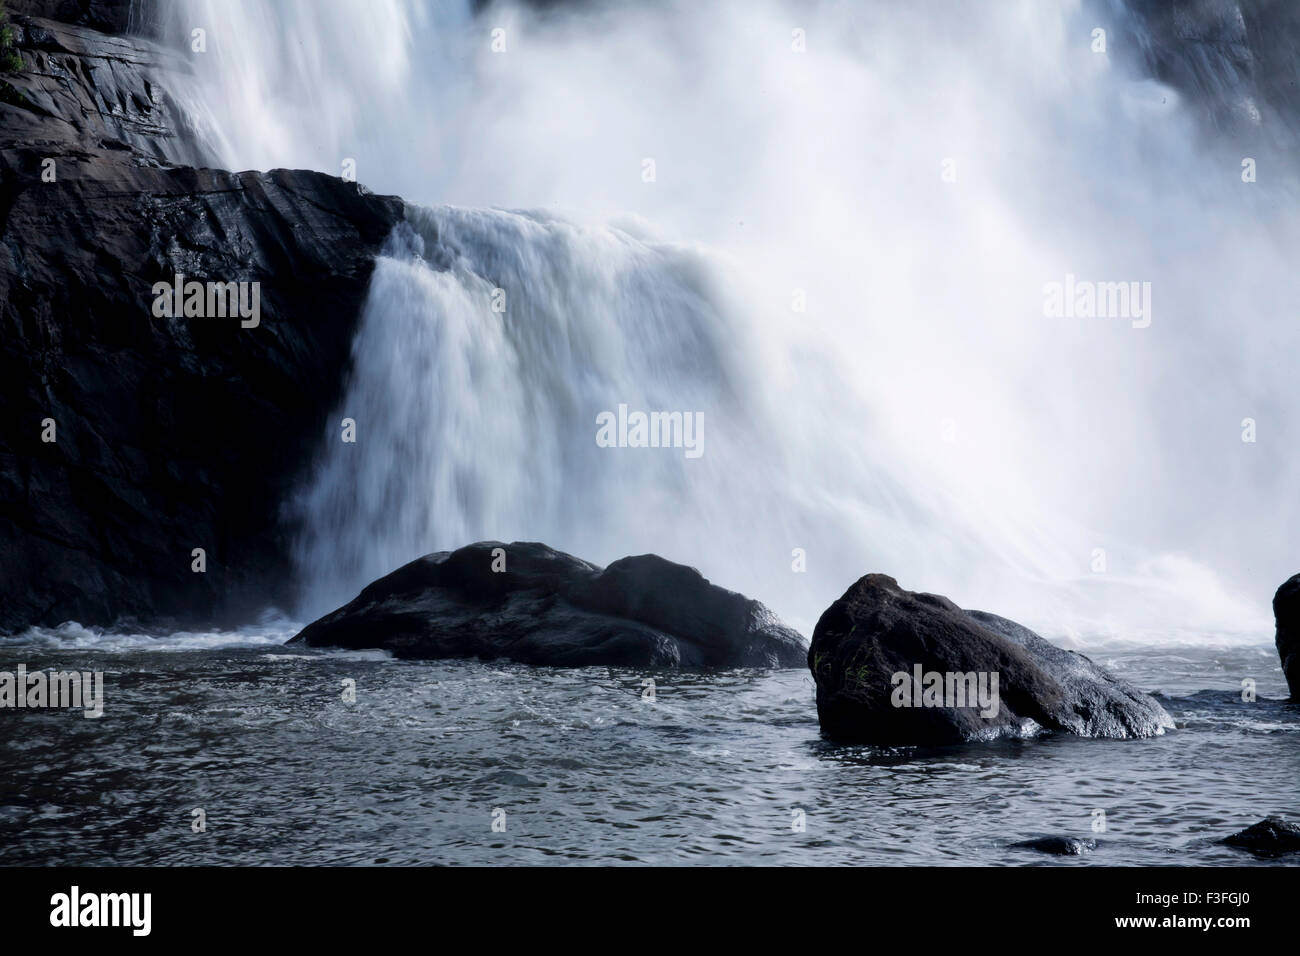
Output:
[
  {"xmin": 808, "ymin": 573, "xmax": 1174, "ymax": 745},
  {"xmin": 1274, "ymin": 573, "xmax": 1300, "ymax": 698},
  {"xmin": 290, "ymin": 541, "xmax": 808, "ymax": 669},
  {"xmin": 0, "ymin": 11, "xmax": 406, "ymax": 631}
]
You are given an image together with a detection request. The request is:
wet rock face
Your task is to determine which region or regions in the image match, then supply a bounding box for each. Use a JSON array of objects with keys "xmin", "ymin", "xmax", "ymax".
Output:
[
  {"xmin": 1105, "ymin": 0, "xmax": 1300, "ymax": 147},
  {"xmin": 2, "ymin": 13, "xmax": 205, "ymax": 164},
  {"xmin": 0, "ymin": 8, "xmax": 406, "ymax": 631},
  {"xmin": 1273, "ymin": 574, "xmax": 1300, "ymax": 698},
  {"xmin": 290, "ymin": 542, "xmax": 808, "ymax": 669},
  {"xmin": 807, "ymin": 573, "xmax": 1175, "ymax": 745}
]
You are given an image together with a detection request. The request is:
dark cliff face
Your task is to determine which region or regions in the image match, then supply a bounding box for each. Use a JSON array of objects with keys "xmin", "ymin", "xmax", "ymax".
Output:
[
  {"xmin": 2, "ymin": 11, "xmax": 204, "ymax": 165},
  {"xmin": 6, "ymin": 0, "xmax": 136, "ymax": 36},
  {"xmin": 0, "ymin": 7, "xmax": 405, "ymax": 631}
]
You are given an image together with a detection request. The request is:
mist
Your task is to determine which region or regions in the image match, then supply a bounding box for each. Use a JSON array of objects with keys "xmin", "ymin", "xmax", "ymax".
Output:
[{"xmin": 170, "ymin": 0, "xmax": 1298, "ymax": 642}]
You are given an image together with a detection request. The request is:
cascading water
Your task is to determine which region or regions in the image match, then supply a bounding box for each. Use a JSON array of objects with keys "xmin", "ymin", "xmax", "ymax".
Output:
[
  {"xmin": 288, "ymin": 202, "xmax": 1063, "ymax": 631},
  {"xmin": 169, "ymin": 0, "xmax": 1299, "ymax": 640},
  {"xmin": 289, "ymin": 206, "xmax": 786, "ymax": 616}
]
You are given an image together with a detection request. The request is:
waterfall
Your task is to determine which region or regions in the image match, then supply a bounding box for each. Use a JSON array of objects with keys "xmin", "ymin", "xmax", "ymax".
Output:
[
  {"xmin": 289, "ymin": 206, "xmax": 788, "ymax": 616},
  {"xmin": 171, "ymin": 0, "xmax": 1298, "ymax": 641}
]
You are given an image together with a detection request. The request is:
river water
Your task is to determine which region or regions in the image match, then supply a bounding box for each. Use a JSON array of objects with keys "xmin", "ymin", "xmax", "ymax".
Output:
[{"xmin": 1, "ymin": 632, "xmax": 1292, "ymax": 865}]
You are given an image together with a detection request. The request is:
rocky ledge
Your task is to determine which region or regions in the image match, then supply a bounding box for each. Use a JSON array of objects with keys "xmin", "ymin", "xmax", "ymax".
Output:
[
  {"xmin": 290, "ymin": 541, "xmax": 808, "ymax": 669},
  {"xmin": 808, "ymin": 573, "xmax": 1174, "ymax": 745}
]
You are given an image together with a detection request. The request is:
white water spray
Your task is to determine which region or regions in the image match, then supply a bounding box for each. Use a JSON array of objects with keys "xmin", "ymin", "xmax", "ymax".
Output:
[{"xmin": 170, "ymin": 0, "xmax": 1298, "ymax": 642}]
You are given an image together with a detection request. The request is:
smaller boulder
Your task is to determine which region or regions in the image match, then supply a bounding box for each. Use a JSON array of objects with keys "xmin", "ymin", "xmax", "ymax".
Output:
[
  {"xmin": 808, "ymin": 573, "xmax": 1174, "ymax": 745},
  {"xmin": 1011, "ymin": 836, "xmax": 1098, "ymax": 856}
]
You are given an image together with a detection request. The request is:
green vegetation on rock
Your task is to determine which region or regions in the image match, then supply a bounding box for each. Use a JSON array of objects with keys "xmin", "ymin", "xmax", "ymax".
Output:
[{"xmin": 0, "ymin": 1, "xmax": 23, "ymax": 73}]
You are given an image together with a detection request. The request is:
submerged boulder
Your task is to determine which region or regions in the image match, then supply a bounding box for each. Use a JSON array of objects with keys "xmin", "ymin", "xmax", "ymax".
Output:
[
  {"xmin": 1011, "ymin": 836, "xmax": 1098, "ymax": 856},
  {"xmin": 290, "ymin": 542, "xmax": 807, "ymax": 668},
  {"xmin": 1219, "ymin": 816, "xmax": 1300, "ymax": 857},
  {"xmin": 1274, "ymin": 574, "xmax": 1300, "ymax": 698},
  {"xmin": 808, "ymin": 573, "xmax": 1174, "ymax": 745}
]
